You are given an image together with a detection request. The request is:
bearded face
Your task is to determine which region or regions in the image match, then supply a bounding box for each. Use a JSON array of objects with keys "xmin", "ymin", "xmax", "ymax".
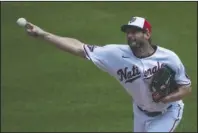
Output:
[{"xmin": 126, "ymin": 27, "xmax": 149, "ymax": 48}]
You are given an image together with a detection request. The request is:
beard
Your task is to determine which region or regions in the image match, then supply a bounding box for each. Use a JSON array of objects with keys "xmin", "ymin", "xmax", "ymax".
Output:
[{"xmin": 128, "ymin": 39, "xmax": 136, "ymax": 47}]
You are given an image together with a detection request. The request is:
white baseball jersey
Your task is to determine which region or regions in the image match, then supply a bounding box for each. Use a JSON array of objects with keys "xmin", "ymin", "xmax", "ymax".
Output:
[{"xmin": 83, "ymin": 44, "xmax": 191, "ymax": 112}]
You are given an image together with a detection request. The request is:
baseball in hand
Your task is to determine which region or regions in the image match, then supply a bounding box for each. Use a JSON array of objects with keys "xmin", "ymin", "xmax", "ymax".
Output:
[
  {"xmin": 16, "ymin": 17, "xmax": 45, "ymax": 37},
  {"xmin": 16, "ymin": 18, "xmax": 27, "ymax": 27}
]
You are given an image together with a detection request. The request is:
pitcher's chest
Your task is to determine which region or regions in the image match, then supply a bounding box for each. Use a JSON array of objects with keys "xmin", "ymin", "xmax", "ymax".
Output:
[{"xmin": 111, "ymin": 58, "xmax": 166, "ymax": 84}]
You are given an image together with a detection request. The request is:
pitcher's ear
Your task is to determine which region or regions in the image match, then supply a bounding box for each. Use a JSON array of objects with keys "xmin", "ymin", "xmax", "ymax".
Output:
[{"xmin": 144, "ymin": 29, "xmax": 151, "ymax": 40}]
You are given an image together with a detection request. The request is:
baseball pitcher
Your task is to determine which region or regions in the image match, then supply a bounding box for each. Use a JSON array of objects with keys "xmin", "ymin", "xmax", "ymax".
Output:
[{"xmin": 20, "ymin": 16, "xmax": 192, "ymax": 132}]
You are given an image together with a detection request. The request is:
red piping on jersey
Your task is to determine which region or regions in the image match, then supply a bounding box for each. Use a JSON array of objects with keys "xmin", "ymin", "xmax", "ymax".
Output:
[
  {"xmin": 98, "ymin": 59, "xmax": 105, "ymax": 66},
  {"xmin": 178, "ymin": 83, "xmax": 191, "ymax": 86},
  {"xmin": 169, "ymin": 104, "xmax": 181, "ymax": 132},
  {"xmin": 83, "ymin": 44, "xmax": 91, "ymax": 60}
]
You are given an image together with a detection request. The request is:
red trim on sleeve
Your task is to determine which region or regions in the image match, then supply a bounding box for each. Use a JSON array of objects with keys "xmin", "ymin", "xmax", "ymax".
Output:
[
  {"xmin": 169, "ymin": 104, "xmax": 181, "ymax": 132},
  {"xmin": 83, "ymin": 44, "xmax": 91, "ymax": 60}
]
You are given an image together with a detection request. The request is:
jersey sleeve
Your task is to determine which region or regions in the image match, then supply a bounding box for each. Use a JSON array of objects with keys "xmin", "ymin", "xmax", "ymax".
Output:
[
  {"xmin": 83, "ymin": 44, "xmax": 116, "ymax": 73},
  {"xmin": 171, "ymin": 54, "xmax": 191, "ymax": 86}
]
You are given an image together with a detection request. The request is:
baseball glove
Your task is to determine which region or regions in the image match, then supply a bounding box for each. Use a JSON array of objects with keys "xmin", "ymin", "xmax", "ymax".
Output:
[{"xmin": 150, "ymin": 65, "xmax": 178, "ymax": 103}]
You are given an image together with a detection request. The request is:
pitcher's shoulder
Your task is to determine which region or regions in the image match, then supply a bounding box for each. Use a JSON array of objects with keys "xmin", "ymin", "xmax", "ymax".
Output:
[
  {"xmin": 157, "ymin": 46, "xmax": 181, "ymax": 62},
  {"xmin": 102, "ymin": 44, "xmax": 130, "ymax": 53},
  {"xmin": 157, "ymin": 46, "xmax": 179, "ymax": 57},
  {"xmin": 104, "ymin": 44, "xmax": 129, "ymax": 49}
]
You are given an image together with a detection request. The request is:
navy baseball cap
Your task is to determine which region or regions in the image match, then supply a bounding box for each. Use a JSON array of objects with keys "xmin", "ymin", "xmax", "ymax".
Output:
[{"xmin": 121, "ymin": 16, "xmax": 152, "ymax": 33}]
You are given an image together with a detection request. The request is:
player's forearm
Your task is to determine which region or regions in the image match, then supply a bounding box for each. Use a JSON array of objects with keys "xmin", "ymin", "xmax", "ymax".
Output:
[
  {"xmin": 18, "ymin": 20, "xmax": 86, "ymax": 57},
  {"xmin": 42, "ymin": 32, "xmax": 85, "ymax": 57},
  {"xmin": 161, "ymin": 86, "xmax": 191, "ymax": 103}
]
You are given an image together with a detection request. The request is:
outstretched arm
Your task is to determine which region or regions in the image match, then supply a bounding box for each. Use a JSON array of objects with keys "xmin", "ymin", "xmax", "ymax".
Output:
[
  {"xmin": 17, "ymin": 19, "xmax": 115, "ymax": 74},
  {"xmin": 42, "ymin": 32, "xmax": 85, "ymax": 57},
  {"xmin": 23, "ymin": 21, "xmax": 86, "ymax": 58}
]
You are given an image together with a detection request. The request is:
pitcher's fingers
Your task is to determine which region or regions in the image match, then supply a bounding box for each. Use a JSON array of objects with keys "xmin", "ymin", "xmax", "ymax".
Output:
[
  {"xmin": 26, "ymin": 29, "xmax": 39, "ymax": 37},
  {"xmin": 26, "ymin": 28, "xmax": 32, "ymax": 33},
  {"xmin": 25, "ymin": 22, "xmax": 34, "ymax": 29},
  {"xmin": 26, "ymin": 29, "xmax": 34, "ymax": 36}
]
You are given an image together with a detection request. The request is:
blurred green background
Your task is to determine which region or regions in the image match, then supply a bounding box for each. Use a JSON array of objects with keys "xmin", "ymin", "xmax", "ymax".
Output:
[{"xmin": 1, "ymin": 2, "xmax": 197, "ymax": 132}]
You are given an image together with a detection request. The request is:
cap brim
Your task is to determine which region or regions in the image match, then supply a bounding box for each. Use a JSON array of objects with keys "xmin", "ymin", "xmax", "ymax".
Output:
[{"xmin": 121, "ymin": 25, "xmax": 144, "ymax": 32}]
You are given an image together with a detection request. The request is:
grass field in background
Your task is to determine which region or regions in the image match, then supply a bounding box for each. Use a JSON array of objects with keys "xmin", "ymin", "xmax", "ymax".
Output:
[{"xmin": 1, "ymin": 2, "xmax": 197, "ymax": 132}]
